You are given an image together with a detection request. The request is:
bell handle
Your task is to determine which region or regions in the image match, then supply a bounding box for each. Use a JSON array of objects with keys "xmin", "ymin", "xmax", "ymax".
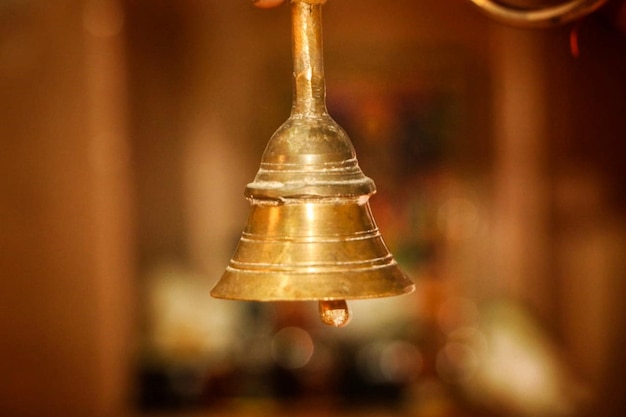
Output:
[{"xmin": 290, "ymin": 0, "xmax": 328, "ymax": 117}]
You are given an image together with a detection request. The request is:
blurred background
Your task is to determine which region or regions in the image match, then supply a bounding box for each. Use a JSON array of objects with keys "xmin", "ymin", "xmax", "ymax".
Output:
[{"xmin": 1, "ymin": 0, "xmax": 626, "ymax": 416}]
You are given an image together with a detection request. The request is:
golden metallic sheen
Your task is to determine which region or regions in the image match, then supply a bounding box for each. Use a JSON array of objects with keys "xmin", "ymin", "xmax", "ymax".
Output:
[{"xmin": 211, "ymin": 0, "xmax": 414, "ymax": 315}]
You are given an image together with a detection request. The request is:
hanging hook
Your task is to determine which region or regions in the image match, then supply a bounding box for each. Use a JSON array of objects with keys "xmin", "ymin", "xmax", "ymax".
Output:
[{"xmin": 469, "ymin": 0, "xmax": 608, "ymax": 28}]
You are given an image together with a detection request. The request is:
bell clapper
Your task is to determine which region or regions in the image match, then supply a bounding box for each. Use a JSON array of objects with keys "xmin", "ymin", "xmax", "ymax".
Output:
[{"xmin": 319, "ymin": 299, "xmax": 351, "ymax": 327}]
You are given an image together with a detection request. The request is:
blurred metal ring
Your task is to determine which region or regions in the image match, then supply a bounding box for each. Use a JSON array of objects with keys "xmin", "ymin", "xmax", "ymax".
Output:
[{"xmin": 469, "ymin": 0, "xmax": 608, "ymax": 27}]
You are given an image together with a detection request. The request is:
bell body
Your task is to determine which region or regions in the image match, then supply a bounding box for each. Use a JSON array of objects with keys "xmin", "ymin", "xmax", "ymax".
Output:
[
  {"xmin": 211, "ymin": 112, "xmax": 414, "ymax": 301},
  {"xmin": 211, "ymin": 0, "xmax": 414, "ymax": 303},
  {"xmin": 212, "ymin": 198, "xmax": 412, "ymax": 301}
]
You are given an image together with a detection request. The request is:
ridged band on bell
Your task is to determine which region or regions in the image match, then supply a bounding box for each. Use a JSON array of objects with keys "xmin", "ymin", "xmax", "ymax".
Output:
[
  {"xmin": 246, "ymin": 114, "xmax": 376, "ymax": 200},
  {"xmin": 210, "ymin": 201, "xmax": 414, "ymax": 301}
]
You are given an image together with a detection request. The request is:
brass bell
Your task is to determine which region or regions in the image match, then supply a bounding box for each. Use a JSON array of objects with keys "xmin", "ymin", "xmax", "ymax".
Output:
[{"xmin": 211, "ymin": 0, "xmax": 414, "ymax": 326}]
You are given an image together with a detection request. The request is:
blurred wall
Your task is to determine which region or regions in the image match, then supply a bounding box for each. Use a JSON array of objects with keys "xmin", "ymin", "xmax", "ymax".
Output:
[
  {"xmin": 486, "ymin": 17, "xmax": 626, "ymax": 416},
  {"xmin": 1, "ymin": 0, "xmax": 625, "ymax": 416},
  {"xmin": 0, "ymin": 1, "xmax": 133, "ymax": 416}
]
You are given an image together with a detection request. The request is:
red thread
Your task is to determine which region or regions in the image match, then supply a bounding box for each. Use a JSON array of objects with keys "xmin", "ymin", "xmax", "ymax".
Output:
[{"xmin": 570, "ymin": 23, "xmax": 581, "ymax": 58}]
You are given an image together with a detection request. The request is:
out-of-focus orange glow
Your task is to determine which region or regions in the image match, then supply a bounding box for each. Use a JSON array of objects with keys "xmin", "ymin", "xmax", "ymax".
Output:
[{"xmin": 1, "ymin": 1, "xmax": 625, "ymax": 416}]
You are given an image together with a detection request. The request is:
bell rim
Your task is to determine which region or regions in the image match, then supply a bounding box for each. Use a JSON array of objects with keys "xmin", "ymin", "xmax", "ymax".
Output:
[{"xmin": 210, "ymin": 265, "xmax": 415, "ymax": 302}]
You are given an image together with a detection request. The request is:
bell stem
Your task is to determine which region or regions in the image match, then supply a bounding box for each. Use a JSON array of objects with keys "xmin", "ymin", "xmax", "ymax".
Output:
[{"xmin": 291, "ymin": 0, "xmax": 327, "ymax": 117}]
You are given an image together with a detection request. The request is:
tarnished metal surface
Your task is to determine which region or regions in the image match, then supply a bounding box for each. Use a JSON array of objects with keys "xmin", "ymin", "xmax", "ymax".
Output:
[
  {"xmin": 212, "ymin": 201, "xmax": 413, "ymax": 301},
  {"xmin": 211, "ymin": 0, "xmax": 414, "ymax": 308}
]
